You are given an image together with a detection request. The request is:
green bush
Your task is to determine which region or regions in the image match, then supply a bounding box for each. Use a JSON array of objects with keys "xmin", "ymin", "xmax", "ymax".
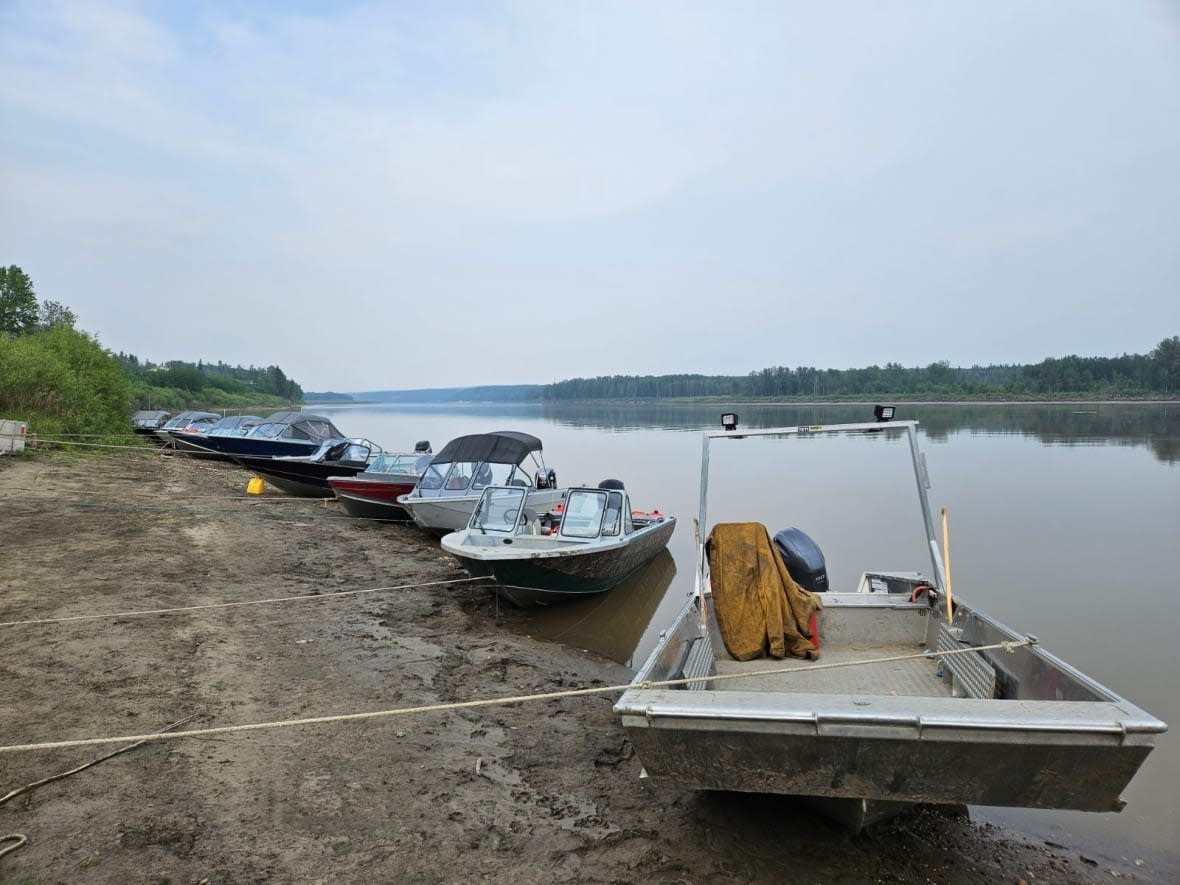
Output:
[{"xmin": 0, "ymin": 326, "xmax": 131, "ymax": 440}]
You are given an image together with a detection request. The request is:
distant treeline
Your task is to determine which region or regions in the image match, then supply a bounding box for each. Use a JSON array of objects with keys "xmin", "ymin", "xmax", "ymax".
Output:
[
  {"xmin": 541, "ymin": 339, "xmax": 1180, "ymax": 401},
  {"xmin": 308, "ymin": 384, "xmax": 539, "ymax": 404},
  {"xmin": 117, "ymin": 354, "xmax": 303, "ymax": 409}
]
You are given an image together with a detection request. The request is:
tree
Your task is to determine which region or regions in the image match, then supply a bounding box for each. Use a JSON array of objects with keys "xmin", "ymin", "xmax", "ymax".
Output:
[
  {"xmin": 1151, "ymin": 336, "xmax": 1180, "ymax": 393},
  {"xmin": 0, "ymin": 265, "xmax": 39, "ymax": 335},
  {"xmin": 38, "ymin": 299, "xmax": 77, "ymax": 331}
]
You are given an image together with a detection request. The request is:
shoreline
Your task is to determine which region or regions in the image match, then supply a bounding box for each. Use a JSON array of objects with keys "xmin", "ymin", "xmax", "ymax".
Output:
[{"xmin": 0, "ymin": 451, "xmax": 1160, "ymax": 882}]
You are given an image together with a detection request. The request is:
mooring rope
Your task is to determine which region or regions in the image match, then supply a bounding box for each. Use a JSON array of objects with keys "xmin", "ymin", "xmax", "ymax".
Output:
[
  {"xmin": 0, "ymin": 639, "xmax": 1034, "ymax": 755},
  {"xmin": 0, "ymin": 576, "xmax": 489, "ymax": 628},
  {"xmin": 0, "ymin": 834, "xmax": 27, "ymax": 860},
  {"xmin": 0, "ymin": 498, "xmax": 412, "ymax": 524},
  {"xmin": 31, "ymin": 434, "xmax": 145, "ymax": 441},
  {"xmin": 30, "ymin": 439, "xmax": 158, "ymax": 451},
  {"xmin": 0, "ymin": 715, "xmax": 199, "ymax": 863},
  {"xmin": 2, "ymin": 487, "xmax": 346, "ymax": 502}
]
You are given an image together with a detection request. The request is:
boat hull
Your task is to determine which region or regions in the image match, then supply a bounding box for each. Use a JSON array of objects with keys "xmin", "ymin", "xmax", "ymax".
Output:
[
  {"xmin": 402, "ymin": 489, "xmax": 565, "ymax": 536},
  {"xmin": 235, "ymin": 455, "xmax": 366, "ymax": 498},
  {"xmin": 617, "ymin": 594, "xmax": 1166, "ymax": 819},
  {"xmin": 328, "ymin": 477, "xmax": 417, "ymax": 520},
  {"xmin": 449, "ymin": 517, "xmax": 677, "ymax": 606},
  {"xmin": 168, "ymin": 432, "xmax": 233, "ymax": 461},
  {"xmin": 183, "ymin": 435, "xmax": 323, "ymax": 459}
]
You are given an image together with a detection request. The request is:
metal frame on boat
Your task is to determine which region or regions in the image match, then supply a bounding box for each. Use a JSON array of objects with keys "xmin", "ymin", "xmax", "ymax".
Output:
[
  {"xmin": 398, "ymin": 431, "xmax": 561, "ymax": 535},
  {"xmin": 615, "ymin": 417, "xmax": 1166, "ymax": 829},
  {"xmin": 441, "ymin": 484, "xmax": 676, "ymax": 606}
]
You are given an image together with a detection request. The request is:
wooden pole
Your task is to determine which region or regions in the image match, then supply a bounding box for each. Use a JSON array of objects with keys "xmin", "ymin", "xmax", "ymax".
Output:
[{"xmin": 940, "ymin": 507, "xmax": 954, "ymax": 624}]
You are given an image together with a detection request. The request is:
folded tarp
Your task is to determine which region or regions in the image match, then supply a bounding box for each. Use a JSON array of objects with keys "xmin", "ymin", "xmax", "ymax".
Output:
[{"xmin": 707, "ymin": 522, "xmax": 821, "ymax": 661}]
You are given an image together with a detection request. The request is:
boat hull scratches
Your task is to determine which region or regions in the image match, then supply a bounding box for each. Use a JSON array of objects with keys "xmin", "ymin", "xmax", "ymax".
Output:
[
  {"xmin": 332, "ymin": 491, "xmax": 412, "ymax": 520},
  {"xmin": 623, "ymin": 719, "xmax": 1149, "ymax": 813},
  {"xmin": 170, "ymin": 435, "xmax": 234, "ymax": 461},
  {"xmin": 456, "ymin": 518, "xmax": 677, "ymax": 606}
]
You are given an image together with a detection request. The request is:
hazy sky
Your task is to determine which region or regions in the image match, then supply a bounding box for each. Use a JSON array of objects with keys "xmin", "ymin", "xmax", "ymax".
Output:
[{"xmin": 2, "ymin": 1, "xmax": 1177, "ymax": 391}]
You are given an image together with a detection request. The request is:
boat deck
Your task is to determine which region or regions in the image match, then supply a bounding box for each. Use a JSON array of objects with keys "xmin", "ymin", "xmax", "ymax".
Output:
[{"xmin": 712, "ymin": 642, "xmax": 952, "ymax": 698}]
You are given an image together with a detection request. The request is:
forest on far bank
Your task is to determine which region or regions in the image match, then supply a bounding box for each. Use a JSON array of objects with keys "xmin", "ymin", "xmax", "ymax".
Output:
[
  {"xmin": 1, "ymin": 264, "xmax": 303, "ymax": 439},
  {"xmin": 540, "ymin": 338, "xmax": 1180, "ymax": 401}
]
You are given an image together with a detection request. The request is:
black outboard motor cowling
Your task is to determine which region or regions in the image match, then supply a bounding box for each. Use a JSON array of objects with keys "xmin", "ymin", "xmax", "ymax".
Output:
[
  {"xmin": 535, "ymin": 468, "xmax": 557, "ymax": 489},
  {"xmin": 773, "ymin": 527, "xmax": 829, "ymax": 593}
]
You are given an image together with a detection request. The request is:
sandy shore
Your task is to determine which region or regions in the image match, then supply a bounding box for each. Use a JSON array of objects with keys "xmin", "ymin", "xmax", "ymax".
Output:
[{"xmin": 0, "ymin": 451, "xmax": 1143, "ymax": 883}]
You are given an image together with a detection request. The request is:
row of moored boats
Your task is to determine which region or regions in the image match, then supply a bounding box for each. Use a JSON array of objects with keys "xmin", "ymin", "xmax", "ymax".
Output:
[{"xmin": 132, "ymin": 409, "xmax": 676, "ymax": 607}]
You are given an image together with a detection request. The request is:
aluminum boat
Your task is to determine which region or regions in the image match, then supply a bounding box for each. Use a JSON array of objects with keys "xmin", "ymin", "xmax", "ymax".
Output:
[{"xmin": 615, "ymin": 414, "xmax": 1166, "ymax": 830}]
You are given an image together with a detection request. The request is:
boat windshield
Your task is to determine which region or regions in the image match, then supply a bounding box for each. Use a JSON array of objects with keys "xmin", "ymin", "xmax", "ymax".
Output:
[
  {"xmin": 470, "ymin": 486, "xmax": 526, "ymax": 533},
  {"xmin": 367, "ymin": 453, "xmax": 429, "ymax": 475},
  {"xmin": 251, "ymin": 423, "xmax": 284, "ymax": 439},
  {"xmin": 559, "ymin": 490, "xmax": 609, "ymax": 539},
  {"xmin": 416, "ymin": 460, "xmax": 532, "ymax": 496},
  {"xmin": 323, "ymin": 442, "xmax": 372, "ymax": 463}
]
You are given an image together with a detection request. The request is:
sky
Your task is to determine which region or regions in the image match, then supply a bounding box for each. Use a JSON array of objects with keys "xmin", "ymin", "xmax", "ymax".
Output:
[{"xmin": 1, "ymin": 1, "xmax": 1178, "ymax": 391}]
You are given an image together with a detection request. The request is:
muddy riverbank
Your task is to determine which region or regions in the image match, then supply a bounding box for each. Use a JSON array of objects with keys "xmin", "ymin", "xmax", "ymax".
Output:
[{"xmin": 0, "ymin": 451, "xmax": 1155, "ymax": 883}]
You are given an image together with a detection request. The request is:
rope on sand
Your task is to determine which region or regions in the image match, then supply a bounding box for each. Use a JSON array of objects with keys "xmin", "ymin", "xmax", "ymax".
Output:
[
  {"xmin": 0, "ymin": 576, "xmax": 491, "ymax": 628},
  {"xmin": 29, "ymin": 438, "xmax": 159, "ymax": 451},
  {"xmin": 0, "ymin": 639, "xmax": 1034, "ymax": 755},
  {"xmin": 0, "ymin": 834, "xmax": 27, "ymax": 861},
  {"xmin": 0, "ymin": 715, "xmax": 200, "ymax": 863},
  {"xmin": 0, "ymin": 498, "xmax": 413, "ymax": 524}
]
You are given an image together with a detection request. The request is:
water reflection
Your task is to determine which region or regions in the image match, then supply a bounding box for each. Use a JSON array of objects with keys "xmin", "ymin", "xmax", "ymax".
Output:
[
  {"xmin": 491, "ymin": 550, "xmax": 677, "ymax": 666},
  {"xmin": 538, "ymin": 402, "xmax": 1180, "ymax": 464}
]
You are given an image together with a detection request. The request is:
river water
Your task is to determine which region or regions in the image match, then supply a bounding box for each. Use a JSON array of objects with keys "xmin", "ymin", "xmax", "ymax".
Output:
[{"xmin": 315, "ymin": 401, "xmax": 1179, "ymax": 872}]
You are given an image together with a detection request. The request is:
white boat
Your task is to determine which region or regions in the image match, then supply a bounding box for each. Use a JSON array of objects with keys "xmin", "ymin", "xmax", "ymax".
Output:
[
  {"xmin": 615, "ymin": 413, "xmax": 1166, "ymax": 831},
  {"xmin": 440, "ymin": 483, "xmax": 676, "ymax": 606},
  {"xmin": 398, "ymin": 431, "xmax": 563, "ymax": 535}
]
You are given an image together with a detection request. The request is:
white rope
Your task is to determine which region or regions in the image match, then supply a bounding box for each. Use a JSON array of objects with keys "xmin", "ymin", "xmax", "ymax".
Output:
[
  {"xmin": 0, "ymin": 576, "xmax": 491, "ymax": 628},
  {"xmin": 31, "ymin": 439, "xmax": 159, "ymax": 451},
  {"xmin": 0, "ymin": 715, "xmax": 198, "ymax": 805},
  {"xmin": 0, "ymin": 639, "xmax": 1033, "ymax": 755},
  {"xmin": 5, "ymin": 490, "xmax": 337, "ymax": 503},
  {"xmin": 0, "ymin": 834, "xmax": 27, "ymax": 860}
]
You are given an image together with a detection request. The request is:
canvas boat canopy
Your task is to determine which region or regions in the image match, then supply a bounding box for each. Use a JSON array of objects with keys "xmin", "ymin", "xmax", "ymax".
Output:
[
  {"xmin": 249, "ymin": 412, "xmax": 345, "ymax": 442},
  {"xmin": 430, "ymin": 431, "xmax": 543, "ymax": 466},
  {"xmin": 162, "ymin": 410, "xmax": 220, "ymax": 430},
  {"xmin": 132, "ymin": 410, "xmax": 170, "ymax": 428},
  {"xmin": 207, "ymin": 415, "xmax": 262, "ymax": 436},
  {"xmin": 405, "ymin": 431, "xmax": 552, "ymax": 513}
]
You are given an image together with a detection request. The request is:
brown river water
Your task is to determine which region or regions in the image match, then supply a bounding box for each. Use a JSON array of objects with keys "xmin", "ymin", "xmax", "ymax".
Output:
[{"xmin": 315, "ymin": 400, "xmax": 1180, "ymax": 873}]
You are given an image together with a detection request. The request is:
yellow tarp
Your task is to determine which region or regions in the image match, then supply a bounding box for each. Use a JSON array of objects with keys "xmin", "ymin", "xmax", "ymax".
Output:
[{"xmin": 707, "ymin": 522, "xmax": 822, "ymax": 661}]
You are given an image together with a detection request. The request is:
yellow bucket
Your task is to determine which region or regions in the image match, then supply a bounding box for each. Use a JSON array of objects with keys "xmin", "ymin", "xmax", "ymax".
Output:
[{"xmin": 246, "ymin": 476, "xmax": 265, "ymax": 495}]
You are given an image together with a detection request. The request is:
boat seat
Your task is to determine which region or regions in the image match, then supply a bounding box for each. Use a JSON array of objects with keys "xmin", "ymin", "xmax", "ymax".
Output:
[
  {"xmin": 521, "ymin": 508, "xmax": 539, "ymax": 535},
  {"xmin": 936, "ymin": 624, "xmax": 997, "ymax": 699}
]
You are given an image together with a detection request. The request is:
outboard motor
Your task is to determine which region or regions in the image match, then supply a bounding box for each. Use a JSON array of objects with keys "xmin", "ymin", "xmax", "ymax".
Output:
[
  {"xmin": 415, "ymin": 440, "xmax": 432, "ymax": 454},
  {"xmin": 597, "ymin": 478, "xmax": 625, "ymax": 490},
  {"xmin": 772, "ymin": 527, "xmax": 829, "ymax": 593},
  {"xmin": 535, "ymin": 468, "xmax": 558, "ymax": 489}
]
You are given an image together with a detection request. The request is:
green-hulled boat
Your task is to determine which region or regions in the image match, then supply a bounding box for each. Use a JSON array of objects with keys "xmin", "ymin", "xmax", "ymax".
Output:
[{"xmin": 440, "ymin": 484, "xmax": 676, "ymax": 607}]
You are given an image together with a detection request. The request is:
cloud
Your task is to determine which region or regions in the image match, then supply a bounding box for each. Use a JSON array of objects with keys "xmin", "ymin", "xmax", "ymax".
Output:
[{"xmin": 1, "ymin": 1, "xmax": 1177, "ymax": 388}]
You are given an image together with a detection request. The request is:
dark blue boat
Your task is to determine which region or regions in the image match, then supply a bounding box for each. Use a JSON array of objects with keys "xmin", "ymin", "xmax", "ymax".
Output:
[
  {"xmin": 168, "ymin": 414, "xmax": 263, "ymax": 460},
  {"xmin": 178, "ymin": 411, "xmax": 347, "ymax": 459}
]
